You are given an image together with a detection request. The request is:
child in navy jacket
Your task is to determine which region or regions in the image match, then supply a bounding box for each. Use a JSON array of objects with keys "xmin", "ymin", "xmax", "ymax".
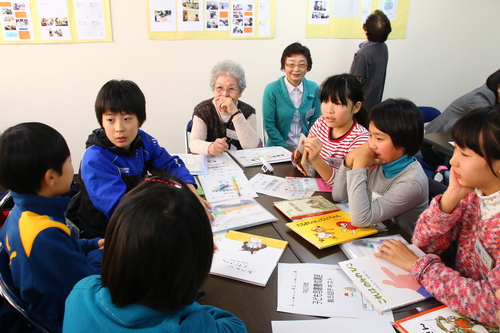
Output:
[
  {"xmin": 74, "ymin": 79, "xmax": 211, "ymax": 238},
  {"xmin": 0, "ymin": 122, "xmax": 103, "ymax": 332}
]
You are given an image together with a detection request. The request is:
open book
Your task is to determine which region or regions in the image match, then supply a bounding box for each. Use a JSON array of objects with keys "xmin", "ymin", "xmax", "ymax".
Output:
[
  {"xmin": 338, "ymin": 244, "xmax": 431, "ymax": 313},
  {"xmin": 210, "ymin": 230, "xmax": 288, "ymax": 287}
]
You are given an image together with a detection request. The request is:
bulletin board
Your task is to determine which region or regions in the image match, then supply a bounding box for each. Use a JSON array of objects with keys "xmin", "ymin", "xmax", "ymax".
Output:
[
  {"xmin": 305, "ymin": 0, "xmax": 410, "ymax": 39},
  {"xmin": 0, "ymin": 0, "xmax": 112, "ymax": 44},
  {"xmin": 148, "ymin": 0, "xmax": 275, "ymax": 40}
]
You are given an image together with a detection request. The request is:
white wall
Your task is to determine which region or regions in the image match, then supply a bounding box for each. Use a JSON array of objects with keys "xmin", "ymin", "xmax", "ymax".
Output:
[{"xmin": 1, "ymin": 0, "xmax": 499, "ymax": 170}]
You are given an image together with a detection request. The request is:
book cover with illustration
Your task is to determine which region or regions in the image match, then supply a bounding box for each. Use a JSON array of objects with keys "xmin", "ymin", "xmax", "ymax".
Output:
[
  {"xmin": 394, "ymin": 304, "xmax": 495, "ymax": 333},
  {"xmin": 285, "ymin": 210, "xmax": 378, "ymax": 249},
  {"xmin": 274, "ymin": 195, "xmax": 340, "ymax": 220},
  {"xmin": 210, "ymin": 196, "xmax": 277, "ymax": 233},
  {"xmin": 338, "ymin": 245, "xmax": 432, "ymax": 314},
  {"xmin": 293, "ymin": 133, "xmax": 314, "ymax": 176},
  {"xmin": 210, "ymin": 230, "xmax": 288, "ymax": 287}
]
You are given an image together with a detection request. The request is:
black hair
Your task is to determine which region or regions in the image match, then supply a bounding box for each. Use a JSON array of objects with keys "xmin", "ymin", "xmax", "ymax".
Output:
[
  {"xmin": 0, "ymin": 122, "xmax": 70, "ymax": 194},
  {"xmin": 319, "ymin": 74, "xmax": 368, "ymax": 128},
  {"xmin": 101, "ymin": 172, "xmax": 213, "ymax": 313},
  {"xmin": 485, "ymin": 69, "xmax": 500, "ymax": 103},
  {"xmin": 452, "ymin": 105, "xmax": 500, "ymax": 177},
  {"xmin": 368, "ymin": 98, "xmax": 423, "ymax": 156},
  {"xmin": 280, "ymin": 42, "xmax": 313, "ymax": 71},
  {"xmin": 95, "ymin": 80, "xmax": 147, "ymax": 127},
  {"xmin": 363, "ymin": 10, "xmax": 392, "ymax": 43}
]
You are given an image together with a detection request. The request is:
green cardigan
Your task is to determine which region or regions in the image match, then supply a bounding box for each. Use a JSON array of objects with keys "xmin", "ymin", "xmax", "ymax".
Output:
[{"xmin": 262, "ymin": 76, "xmax": 321, "ymax": 147}]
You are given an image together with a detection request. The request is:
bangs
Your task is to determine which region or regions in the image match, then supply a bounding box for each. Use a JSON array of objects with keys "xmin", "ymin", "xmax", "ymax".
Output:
[
  {"xmin": 452, "ymin": 111, "xmax": 485, "ymax": 158},
  {"xmin": 320, "ymin": 77, "xmax": 349, "ymax": 105}
]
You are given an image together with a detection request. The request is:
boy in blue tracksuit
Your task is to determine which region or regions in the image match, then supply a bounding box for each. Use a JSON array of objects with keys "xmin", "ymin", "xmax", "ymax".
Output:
[
  {"xmin": 0, "ymin": 122, "xmax": 103, "ymax": 332},
  {"xmin": 74, "ymin": 79, "xmax": 211, "ymax": 239}
]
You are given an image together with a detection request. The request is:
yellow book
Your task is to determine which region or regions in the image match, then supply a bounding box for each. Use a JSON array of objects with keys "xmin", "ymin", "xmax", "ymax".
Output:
[{"xmin": 285, "ymin": 210, "xmax": 378, "ymax": 249}]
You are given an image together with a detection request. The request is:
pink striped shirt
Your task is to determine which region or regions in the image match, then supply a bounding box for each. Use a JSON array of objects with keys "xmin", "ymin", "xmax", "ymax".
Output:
[{"xmin": 309, "ymin": 117, "xmax": 369, "ymax": 185}]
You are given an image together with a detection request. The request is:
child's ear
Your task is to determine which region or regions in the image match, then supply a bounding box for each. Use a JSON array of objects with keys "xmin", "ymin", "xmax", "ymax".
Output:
[
  {"xmin": 42, "ymin": 169, "xmax": 57, "ymax": 187},
  {"xmin": 352, "ymin": 101, "xmax": 362, "ymax": 114}
]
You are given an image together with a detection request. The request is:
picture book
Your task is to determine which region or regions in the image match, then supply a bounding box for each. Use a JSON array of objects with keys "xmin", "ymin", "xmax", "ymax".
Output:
[
  {"xmin": 393, "ymin": 304, "xmax": 495, "ymax": 333},
  {"xmin": 277, "ymin": 263, "xmax": 394, "ymax": 322},
  {"xmin": 210, "ymin": 230, "xmax": 288, "ymax": 287},
  {"xmin": 293, "ymin": 133, "xmax": 314, "ymax": 176},
  {"xmin": 228, "ymin": 146, "xmax": 291, "ymax": 167},
  {"xmin": 338, "ymin": 245, "xmax": 431, "ymax": 314},
  {"xmin": 285, "ymin": 210, "xmax": 378, "ymax": 249},
  {"xmin": 285, "ymin": 176, "xmax": 332, "ymax": 192},
  {"xmin": 176, "ymin": 153, "xmax": 208, "ymax": 175},
  {"xmin": 197, "ymin": 173, "xmax": 257, "ymax": 202},
  {"xmin": 248, "ymin": 173, "xmax": 314, "ymax": 200},
  {"xmin": 340, "ymin": 234, "xmax": 409, "ymax": 259},
  {"xmin": 273, "ymin": 195, "xmax": 340, "ymax": 220},
  {"xmin": 210, "ymin": 196, "xmax": 278, "ymax": 233}
]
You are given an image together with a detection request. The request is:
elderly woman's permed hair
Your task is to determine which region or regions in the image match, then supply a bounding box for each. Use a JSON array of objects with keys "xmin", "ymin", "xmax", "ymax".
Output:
[{"xmin": 210, "ymin": 60, "xmax": 247, "ymax": 93}]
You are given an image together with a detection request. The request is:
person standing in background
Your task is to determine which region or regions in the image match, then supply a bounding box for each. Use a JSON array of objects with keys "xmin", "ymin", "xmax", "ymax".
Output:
[{"xmin": 350, "ymin": 10, "xmax": 392, "ymax": 112}]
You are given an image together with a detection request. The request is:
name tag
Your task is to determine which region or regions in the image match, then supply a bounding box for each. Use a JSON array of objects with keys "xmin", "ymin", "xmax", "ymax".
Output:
[
  {"xmin": 305, "ymin": 108, "xmax": 315, "ymax": 119},
  {"xmin": 475, "ymin": 238, "xmax": 494, "ymax": 270},
  {"xmin": 326, "ymin": 156, "xmax": 342, "ymax": 168},
  {"xmin": 226, "ymin": 129, "xmax": 238, "ymax": 140}
]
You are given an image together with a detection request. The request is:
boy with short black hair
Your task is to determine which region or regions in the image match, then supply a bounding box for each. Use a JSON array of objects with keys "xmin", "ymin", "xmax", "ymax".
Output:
[
  {"xmin": 0, "ymin": 122, "xmax": 103, "ymax": 333},
  {"xmin": 350, "ymin": 9, "xmax": 392, "ymax": 112},
  {"xmin": 74, "ymin": 79, "xmax": 210, "ymax": 239}
]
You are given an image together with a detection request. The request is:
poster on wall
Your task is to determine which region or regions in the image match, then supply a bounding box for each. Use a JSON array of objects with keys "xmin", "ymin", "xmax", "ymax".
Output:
[
  {"xmin": 148, "ymin": 0, "xmax": 275, "ymax": 40},
  {"xmin": 0, "ymin": 0, "xmax": 112, "ymax": 44},
  {"xmin": 305, "ymin": 0, "xmax": 409, "ymax": 39},
  {"xmin": 1, "ymin": 1, "xmax": 36, "ymax": 41}
]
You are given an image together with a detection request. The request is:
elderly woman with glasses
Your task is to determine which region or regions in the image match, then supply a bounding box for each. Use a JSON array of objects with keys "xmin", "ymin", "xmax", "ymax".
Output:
[
  {"xmin": 189, "ymin": 59, "xmax": 261, "ymax": 156},
  {"xmin": 262, "ymin": 42, "xmax": 321, "ymax": 148}
]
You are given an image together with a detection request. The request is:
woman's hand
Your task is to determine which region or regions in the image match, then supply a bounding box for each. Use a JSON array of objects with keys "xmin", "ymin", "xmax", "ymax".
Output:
[
  {"xmin": 97, "ymin": 238, "xmax": 105, "ymax": 249},
  {"xmin": 209, "ymin": 138, "xmax": 229, "ymax": 156},
  {"xmin": 214, "ymin": 96, "xmax": 238, "ymax": 114},
  {"xmin": 439, "ymin": 166, "xmax": 474, "ymax": 214},
  {"xmin": 374, "ymin": 239, "xmax": 419, "ymax": 272}
]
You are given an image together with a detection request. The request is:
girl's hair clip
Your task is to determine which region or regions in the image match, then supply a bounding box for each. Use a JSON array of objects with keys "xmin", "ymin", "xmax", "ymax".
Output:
[{"xmin": 144, "ymin": 177, "xmax": 182, "ymax": 188}]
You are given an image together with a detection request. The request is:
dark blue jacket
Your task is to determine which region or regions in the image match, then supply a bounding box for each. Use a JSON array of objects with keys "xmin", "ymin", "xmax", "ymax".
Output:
[
  {"xmin": 0, "ymin": 192, "xmax": 102, "ymax": 332},
  {"xmin": 75, "ymin": 129, "xmax": 195, "ymax": 238}
]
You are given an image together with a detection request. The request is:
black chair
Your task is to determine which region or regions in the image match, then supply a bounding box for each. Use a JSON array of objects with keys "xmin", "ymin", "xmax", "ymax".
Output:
[{"xmin": 0, "ymin": 244, "xmax": 50, "ymax": 333}]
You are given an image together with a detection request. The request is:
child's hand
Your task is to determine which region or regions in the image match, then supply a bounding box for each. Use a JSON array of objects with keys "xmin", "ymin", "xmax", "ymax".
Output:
[
  {"xmin": 303, "ymin": 137, "xmax": 322, "ymax": 162},
  {"xmin": 439, "ymin": 166, "xmax": 474, "ymax": 214},
  {"xmin": 374, "ymin": 239, "xmax": 419, "ymax": 272},
  {"xmin": 98, "ymin": 238, "xmax": 105, "ymax": 249},
  {"xmin": 209, "ymin": 138, "xmax": 229, "ymax": 156},
  {"xmin": 349, "ymin": 143, "xmax": 385, "ymax": 169}
]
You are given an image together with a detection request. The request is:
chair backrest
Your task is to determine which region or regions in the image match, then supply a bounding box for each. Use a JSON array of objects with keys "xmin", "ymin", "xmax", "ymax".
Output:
[
  {"xmin": 418, "ymin": 106, "xmax": 441, "ymax": 123},
  {"xmin": 0, "ymin": 191, "xmax": 13, "ymax": 228},
  {"xmin": 184, "ymin": 119, "xmax": 193, "ymax": 153},
  {"xmin": 0, "ymin": 245, "xmax": 50, "ymax": 333}
]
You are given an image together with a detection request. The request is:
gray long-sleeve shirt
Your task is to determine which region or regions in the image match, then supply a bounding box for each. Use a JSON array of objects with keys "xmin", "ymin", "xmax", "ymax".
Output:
[{"xmin": 331, "ymin": 160, "xmax": 428, "ymax": 236}]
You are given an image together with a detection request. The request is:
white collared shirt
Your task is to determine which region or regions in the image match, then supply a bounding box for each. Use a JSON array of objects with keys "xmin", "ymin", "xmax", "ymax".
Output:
[{"xmin": 284, "ymin": 77, "xmax": 304, "ymax": 148}]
